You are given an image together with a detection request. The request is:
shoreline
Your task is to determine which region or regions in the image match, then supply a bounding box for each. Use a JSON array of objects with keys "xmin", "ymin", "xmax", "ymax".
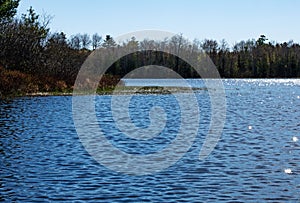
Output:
[
  {"xmin": 4, "ymin": 78, "xmax": 300, "ymax": 99},
  {"xmin": 19, "ymin": 86, "xmax": 208, "ymax": 98}
]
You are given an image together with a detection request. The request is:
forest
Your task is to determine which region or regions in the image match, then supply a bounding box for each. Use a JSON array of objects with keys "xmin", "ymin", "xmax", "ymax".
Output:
[{"xmin": 1, "ymin": 0, "xmax": 300, "ymax": 96}]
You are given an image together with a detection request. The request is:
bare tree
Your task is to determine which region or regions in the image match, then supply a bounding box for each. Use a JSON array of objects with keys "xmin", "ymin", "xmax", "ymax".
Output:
[
  {"xmin": 233, "ymin": 40, "xmax": 247, "ymax": 52},
  {"xmin": 220, "ymin": 39, "xmax": 229, "ymax": 52},
  {"xmin": 69, "ymin": 34, "xmax": 81, "ymax": 50},
  {"xmin": 92, "ymin": 33, "xmax": 102, "ymax": 50},
  {"xmin": 80, "ymin": 33, "xmax": 91, "ymax": 49}
]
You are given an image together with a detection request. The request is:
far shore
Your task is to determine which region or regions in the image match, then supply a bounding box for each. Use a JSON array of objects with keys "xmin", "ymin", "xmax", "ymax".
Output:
[{"xmin": 21, "ymin": 86, "xmax": 208, "ymax": 97}]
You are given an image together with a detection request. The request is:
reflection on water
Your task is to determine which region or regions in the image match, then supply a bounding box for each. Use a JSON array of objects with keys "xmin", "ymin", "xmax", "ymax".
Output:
[{"xmin": 0, "ymin": 79, "xmax": 300, "ymax": 202}]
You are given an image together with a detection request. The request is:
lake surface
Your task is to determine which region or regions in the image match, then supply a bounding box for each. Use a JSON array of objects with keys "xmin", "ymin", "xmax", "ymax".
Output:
[{"xmin": 1, "ymin": 79, "xmax": 300, "ymax": 202}]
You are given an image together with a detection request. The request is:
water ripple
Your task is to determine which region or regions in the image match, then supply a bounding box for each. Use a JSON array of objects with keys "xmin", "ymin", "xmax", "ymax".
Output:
[{"xmin": 1, "ymin": 79, "xmax": 300, "ymax": 202}]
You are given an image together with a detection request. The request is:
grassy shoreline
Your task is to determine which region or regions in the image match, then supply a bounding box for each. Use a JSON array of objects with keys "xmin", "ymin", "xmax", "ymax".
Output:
[
  {"xmin": 1, "ymin": 83, "xmax": 208, "ymax": 99},
  {"xmin": 21, "ymin": 86, "xmax": 208, "ymax": 97}
]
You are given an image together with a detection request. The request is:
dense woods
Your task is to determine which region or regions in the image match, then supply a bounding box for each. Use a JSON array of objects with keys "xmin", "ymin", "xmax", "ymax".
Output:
[{"xmin": 1, "ymin": 0, "xmax": 300, "ymax": 96}]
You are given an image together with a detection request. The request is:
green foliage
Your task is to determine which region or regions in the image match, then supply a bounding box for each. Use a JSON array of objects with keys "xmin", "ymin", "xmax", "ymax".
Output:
[
  {"xmin": 256, "ymin": 35, "xmax": 268, "ymax": 46},
  {"xmin": 0, "ymin": 7, "xmax": 50, "ymax": 73},
  {"xmin": 104, "ymin": 35, "xmax": 300, "ymax": 78},
  {"xmin": 21, "ymin": 6, "xmax": 49, "ymax": 39},
  {"xmin": 1, "ymin": 2, "xmax": 300, "ymax": 98},
  {"xmin": 102, "ymin": 35, "xmax": 117, "ymax": 48},
  {"xmin": 0, "ymin": 0, "xmax": 19, "ymax": 22}
]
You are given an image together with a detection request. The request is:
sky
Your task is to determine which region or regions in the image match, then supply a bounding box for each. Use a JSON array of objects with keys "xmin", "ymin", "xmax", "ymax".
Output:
[{"xmin": 17, "ymin": 0, "xmax": 300, "ymax": 46}]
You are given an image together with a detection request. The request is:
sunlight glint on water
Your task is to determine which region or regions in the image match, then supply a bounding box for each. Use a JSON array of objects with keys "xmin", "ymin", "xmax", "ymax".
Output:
[{"xmin": 0, "ymin": 79, "xmax": 300, "ymax": 202}]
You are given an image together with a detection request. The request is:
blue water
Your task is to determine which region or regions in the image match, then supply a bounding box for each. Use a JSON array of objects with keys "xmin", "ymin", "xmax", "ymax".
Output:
[{"xmin": 1, "ymin": 79, "xmax": 300, "ymax": 202}]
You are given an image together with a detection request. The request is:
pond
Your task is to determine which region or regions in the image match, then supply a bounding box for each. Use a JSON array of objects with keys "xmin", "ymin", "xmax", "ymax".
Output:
[{"xmin": 1, "ymin": 79, "xmax": 300, "ymax": 202}]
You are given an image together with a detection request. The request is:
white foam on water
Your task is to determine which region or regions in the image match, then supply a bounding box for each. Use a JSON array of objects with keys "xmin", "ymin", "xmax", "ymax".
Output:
[
  {"xmin": 292, "ymin": 136, "xmax": 298, "ymax": 142},
  {"xmin": 284, "ymin": 168, "xmax": 293, "ymax": 174}
]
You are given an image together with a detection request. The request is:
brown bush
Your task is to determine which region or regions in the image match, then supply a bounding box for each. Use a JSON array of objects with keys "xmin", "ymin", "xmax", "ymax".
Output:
[
  {"xmin": 0, "ymin": 66, "xmax": 29, "ymax": 95},
  {"xmin": 0, "ymin": 66, "xmax": 122, "ymax": 97},
  {"xmin": 0, "ymin": 66, "xmax": 72, "ymax": 97}
]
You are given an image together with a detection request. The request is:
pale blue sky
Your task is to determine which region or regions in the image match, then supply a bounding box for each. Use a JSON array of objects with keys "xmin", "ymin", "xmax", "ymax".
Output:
[{"xmin": 17, "ymin": 0, "xmax": 300, "ymax": 45}]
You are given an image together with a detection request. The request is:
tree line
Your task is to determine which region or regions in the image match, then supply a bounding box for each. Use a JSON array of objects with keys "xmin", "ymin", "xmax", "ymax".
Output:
[
  {"xmin": 98, "ymin": 34, "xmax": 300, "ymax": 79},
  {"xmin": 1, "ymin": 0, "xmax": 300, "ymax": 96}
]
